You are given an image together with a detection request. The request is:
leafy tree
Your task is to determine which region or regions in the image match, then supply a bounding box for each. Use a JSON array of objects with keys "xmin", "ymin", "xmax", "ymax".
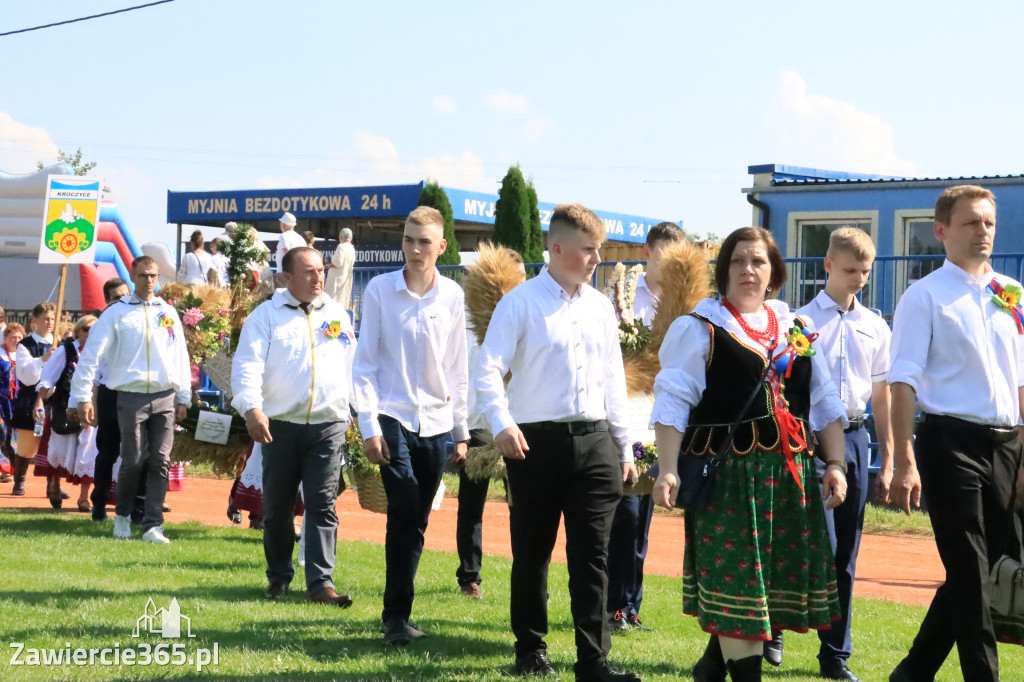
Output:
[
  {"xmin": 417, "ymin": 181, "xmax": 461, "ymax": 265},
  {"xmin": 37, "ymin": 147, "xmax": 111, "ymax": 194},
  {"xmin": 494, "ymin": 164, "xmax": 544, "ymax": 263}
]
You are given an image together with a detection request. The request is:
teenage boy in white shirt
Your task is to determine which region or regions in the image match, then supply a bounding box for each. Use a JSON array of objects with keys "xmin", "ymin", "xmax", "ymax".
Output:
[
  {"xmin": 353, "ymin": 206, "xmax": 469, "ymax": 645},
  {"xmin": 888, "ymin": 186, "xmax": 1024, "ymax": 682},
  {"xmin": 72, "ymin": 256, "xmax": 191, "ymax": 544},
  {"xmin": 477, "ymin": 204, "xmax": 640, "ymax": 682},
  {"xmin": 232, "ymin": 247, "xmax": 357, "ymax": 607},
  {"xmin": 787, "ymin": 227, "xmax": 893, "ymax": 682}
]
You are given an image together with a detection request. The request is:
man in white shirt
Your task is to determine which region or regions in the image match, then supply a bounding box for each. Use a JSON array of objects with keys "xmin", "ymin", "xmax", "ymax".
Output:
[
  {"xmin": 477, "ymin": 204, "xmax": 640, "ymax": 682},
  {"xmin": 232, "ymin": 247, "xmax": 357, "ymax": 608},
  {"xmin": 607, "ymin": 222, "xmax": 684, "ymax": 635},
  {"xmin": 276, "ymin": 212, "xmax": 306, "ymax": 273},
  {"xmin": 888, "ymin": 185, "xmax": 1024, "ymax": 682},
  {"xmin": 353, "ymin": 206, "xmax": 470, "ymax": 645},
  {"xmin": 73, "ymin": 256, "xmax": 191, "ymax": 544},
  {"xmin": 790, "ymin": 228, "xmax": 893, "ymax": 682}
]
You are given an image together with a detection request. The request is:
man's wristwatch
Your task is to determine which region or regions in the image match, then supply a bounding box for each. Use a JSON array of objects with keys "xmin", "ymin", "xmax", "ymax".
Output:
[{"xmin": 825, "ymin": 459, "xmax": 848, "ymax": 475}]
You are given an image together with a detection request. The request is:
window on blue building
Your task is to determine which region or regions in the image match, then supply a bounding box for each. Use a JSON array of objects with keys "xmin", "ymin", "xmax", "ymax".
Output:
[{"xmin": 905, "ymin": 218, "xmax": 943, "ymax": 285}]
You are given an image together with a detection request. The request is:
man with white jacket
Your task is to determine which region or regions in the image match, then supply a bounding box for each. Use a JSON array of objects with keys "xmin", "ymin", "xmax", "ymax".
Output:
[
  {"xmin": 72, "ymin": 256, "xmax": 191, "ymax": 544},
  {"xmin": 232, "ymin": 246, "xmax": 357, "ymax": 607}
]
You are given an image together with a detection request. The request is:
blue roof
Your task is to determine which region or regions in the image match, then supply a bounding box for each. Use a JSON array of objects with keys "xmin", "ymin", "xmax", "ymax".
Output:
[{"xmin": 747, "ymin": 164, "xmax": 901, "ymax": 183}]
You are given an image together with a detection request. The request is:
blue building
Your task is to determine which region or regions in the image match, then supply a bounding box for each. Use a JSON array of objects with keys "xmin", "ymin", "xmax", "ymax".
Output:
[{"xmin": 743, "ymin": 164, "xmax": 1024, "ymax": 316}]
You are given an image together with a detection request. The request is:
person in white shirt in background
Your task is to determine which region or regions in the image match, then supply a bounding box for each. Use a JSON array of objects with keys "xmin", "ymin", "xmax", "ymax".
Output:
[
  {"xmin": 72, "ymin": 256, "xmax": 191, "ymax": 545},
  {"xmin": 606, "ymin": 222, "xmax": 685, "ymax": 636},
  {"xmin": 353, "ymin": 206, "xmax": 469, "ymax": 645},
  {"xmin": 10, "ymin": 302, "xmax": 56, "ymax": 497},
  {"xmin": 36, "ymin": 315, "xmax": 99, "ymax": 514},
  {"xmin": 176, "ymin": 230, "xmax": 215, "ymax": 285},
  {"xmin": 232, "ymin": 246, "xmax": 357, "ymax": 608},
  {"xmin": 276, "ymin": 212, "xmax": 306, "ymax": 274},
  {"xmin": 780, "ymin": 227, "xmax": 893, "ymax": 682},
  {"xmin": 209, "ymin": 237, "xmax": 229, "ymax": 287},
  {"xmin": 0, "ymin": 306, "xmax": 6, "ymax": 339},
  {"xmin": 888, "ymin": 185, "xmax": 1024, "ymax": 682},
  {"xmin": 476, "ymin": 203, "xmax": 639, "ymax": 682},
  {"xmin": 325, "ymin": 227, "xmax": 356, "ymax": 311}
]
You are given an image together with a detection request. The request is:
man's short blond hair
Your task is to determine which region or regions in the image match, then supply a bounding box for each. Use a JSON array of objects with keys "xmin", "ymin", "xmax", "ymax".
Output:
[
  {"xmin": 406, "ymin": 206, "xmax": 444, "ymax": 229},
  {"xmin": 548, "ymin": 203, "xmax": 606, "ymax": 242},
  {"xmin": 827, "ymin": 227, "xmax": 876, "ymax": 261},
  {"xmin": 935, "ymin": 185, "xmax": 996, "ymax": 225}
]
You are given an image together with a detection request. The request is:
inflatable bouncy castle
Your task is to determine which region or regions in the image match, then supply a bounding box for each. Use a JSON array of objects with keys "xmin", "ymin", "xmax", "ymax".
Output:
[{"xmin": 0, "ymin": 164, "xmax": 147, "ymax": 310}]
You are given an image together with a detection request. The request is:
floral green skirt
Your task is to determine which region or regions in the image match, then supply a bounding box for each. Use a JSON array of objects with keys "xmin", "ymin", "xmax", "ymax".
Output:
[{"xmin": 682, "ymin": 448, "xmax": 840, "ymax": 641}]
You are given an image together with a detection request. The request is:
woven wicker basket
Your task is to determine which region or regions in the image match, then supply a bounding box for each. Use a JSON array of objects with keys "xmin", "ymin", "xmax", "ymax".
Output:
[
  {"xmin": 349, "ymin": 467, "xmax": 388, "ymax": 514},
  {"xmin": 623, "ymin": 474, "xmax": 655, "ymax": 497}
]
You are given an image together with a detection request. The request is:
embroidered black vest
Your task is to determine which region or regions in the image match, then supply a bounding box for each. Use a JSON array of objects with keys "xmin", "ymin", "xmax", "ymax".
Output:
[
  {"xmin": 680, "ymin": 313, "xmax": 815, "ymax": 458},
  {"xmin": 13, "ymin": 335, "xmax": 49, "ymax": 415}
]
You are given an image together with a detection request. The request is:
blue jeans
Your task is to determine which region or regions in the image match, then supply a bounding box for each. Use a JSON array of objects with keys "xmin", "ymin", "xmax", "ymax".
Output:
[
  {"xmin": 606, "ymin": 493, "xmax": 654, "ymax": 617},
  {"xmin": 378, "ymin": 414, "xmax": 449, "ymax": 624},
  {"xmin": 817, "ymin": 427, "xmax": 870, "ymax": 664}
]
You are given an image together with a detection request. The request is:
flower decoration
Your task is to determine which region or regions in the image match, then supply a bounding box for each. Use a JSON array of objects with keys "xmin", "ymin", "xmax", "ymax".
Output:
[
  {"xmin": 182, "ymin": 307, "xmax": 205, "ymax": 326},
  {"xmin": 774, "ymin": 324, "xmax": 818, "ymax": 378},
  {"xmin": 155, "ymin": 311, "xmax": 176, "ymax": 340},
  {"xmin": 322, "ymin": 321, "xmax": 343, "ymax": 339},
  {"xmin": 987, "ymin": 279, "xmax": 1024, "ymax": 335},
  {"xmin": 631, "ymin": 441, "xmax": 656, "ymax": 475}
]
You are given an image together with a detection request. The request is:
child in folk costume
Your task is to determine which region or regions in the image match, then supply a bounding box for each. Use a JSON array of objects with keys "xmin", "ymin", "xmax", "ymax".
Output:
[
  {"xmin": 35, "ymin": 315, "xmax": 99, "ymax": 513},
  {"xmin": 11, "ymin": 303, "xmax": 59, "ymax": 501}
]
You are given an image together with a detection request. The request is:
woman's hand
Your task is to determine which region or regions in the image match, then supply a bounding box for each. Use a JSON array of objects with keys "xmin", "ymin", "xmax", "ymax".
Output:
[
  {"xmin": 822, "ymin": 466, "xmax": 848, "ymax": 510},
  {"xmin": 653, "ymin": 470, "xmax": 679, "ymax": 509}
]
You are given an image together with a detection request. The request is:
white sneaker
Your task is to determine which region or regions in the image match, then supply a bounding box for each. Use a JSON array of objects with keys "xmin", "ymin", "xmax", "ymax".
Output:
[
  {"xmin": 113, "ymin": 515, "xmax": 132, "ymax": 539},
  {"xmin": 142, "ymin": 526, "xmax": 171, "ymax": 544}
]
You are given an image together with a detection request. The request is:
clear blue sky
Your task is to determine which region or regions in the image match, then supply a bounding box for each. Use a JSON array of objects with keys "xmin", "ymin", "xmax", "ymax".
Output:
[{"xmin": 2, "ymin": 0, "xmax": 1023, "ymax": 248}]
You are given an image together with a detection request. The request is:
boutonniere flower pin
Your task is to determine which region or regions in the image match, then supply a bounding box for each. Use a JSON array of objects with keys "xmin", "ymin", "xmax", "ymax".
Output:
[
  {"xmin": 987, "ymin": 279, "xmax": 1024, "ymax": 334},
  {"xmin": 321, "ymin": 321, "xmax": 353, "ymax": 344},
  {"xmin": 156, "ymin": 311, "xmax": 176, "ymax": 340},
  {"xmin": 774, "ymin": 324, "xmax": 818, "ymax": 378}
]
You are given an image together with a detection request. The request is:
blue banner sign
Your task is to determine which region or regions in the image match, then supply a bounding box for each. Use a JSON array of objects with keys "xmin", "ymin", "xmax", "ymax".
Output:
[{"xmin": 167, "ymin": 183, "xmax": 425, "ymax": 223}]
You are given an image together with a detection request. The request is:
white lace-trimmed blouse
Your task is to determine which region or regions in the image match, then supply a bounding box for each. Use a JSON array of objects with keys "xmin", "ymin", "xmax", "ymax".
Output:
[{"xmin": 650, "ymin": 298, "xmax": 847, "ymax": 435}]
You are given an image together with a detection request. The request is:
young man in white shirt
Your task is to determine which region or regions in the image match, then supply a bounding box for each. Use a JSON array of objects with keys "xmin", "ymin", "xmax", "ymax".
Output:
[
  {"xmin": 232, "ymin": 247, "xmax": 357, "ymax": 608},
  {"xmin": 477, "ymin": 204, "xmax": 640, "ymax": 682},
  {"xmin": 888, "ymin": 185, "xmax": 1024, "ymax": 682},
  {"xmin": 276, "ymin": 212, "xmax": 306, "ymax": 272},
  {"xmin": 607, "ymin": 222, "xmax": 684, "ymax": 635},
  {"xmin": 72, "ymin": 256, "xmax": 191, "ymax": 544},
  {"xmin": 353, "ymin": 206, "xmax": 469, "ymax": 645},
  {"xmin": 787, "ymin": 228, "xmax": 893, "ymax": 682}
]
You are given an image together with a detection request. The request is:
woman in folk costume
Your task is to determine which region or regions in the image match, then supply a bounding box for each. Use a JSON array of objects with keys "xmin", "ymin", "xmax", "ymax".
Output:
[
  {"xmin": 10, "ymin": 303, "xmax": 59, "ymax": 500},
  {"xmin": 0, "ymin": 323, "xmax": 27, "ymax": 482},
  {"xmin": 651, "ymin": 227, "xmax": 849, "ymax": 682},
  {"xmin": 35, "ymin": 315, "xmax": 99, "ymax": 513}
]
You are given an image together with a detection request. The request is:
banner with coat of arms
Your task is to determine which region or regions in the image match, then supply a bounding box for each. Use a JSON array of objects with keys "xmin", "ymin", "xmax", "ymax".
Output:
[{"xmin": 38, "ymin": 175, "xmax": 102, "ymax": 264}]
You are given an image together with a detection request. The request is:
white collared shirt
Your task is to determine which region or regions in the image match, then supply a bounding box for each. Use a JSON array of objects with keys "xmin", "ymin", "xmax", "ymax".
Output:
[
  {"xmin": 476, "ymin": 268, "xmax": 633, "ymax": 462},
  {"xmin": 651, "ymin": 298, "xmax": 846, "ymax": 435},
  {"xmin": 15, "ymin": 332, "xmax": 53, "ymax": 386},
  {"xmin": 633, "ymin": 273, "xmax": 658, "ymax": 327},
  {"xmin": 797, "ymin": 290, "xmax": 891, "ymax": 419},
  {"xmin": 889, "ymin": 259, "xmax": 1024, "ymax": 426},
  {"xmin": 70, "ymin": 295, "xmax": 191, "ymax": 406},
  {"xmin": 276, "ymin": 230, "xmax": 306, "ymax": 270},
  {"xmin": 232, "ymin": 289, "xmax": 356, "ymax": 425},
  {"xmin": 176, "ymin": 250, "xmax": 215, "ymax": 285},
  {"xmin": 353, "ymin": 268, "xmax": 469, "ymax": 441}
]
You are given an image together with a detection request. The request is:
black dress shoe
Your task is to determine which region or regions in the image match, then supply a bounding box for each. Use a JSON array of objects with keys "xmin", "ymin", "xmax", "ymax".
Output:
[
  {"xmin": 514, "ymin": 651, "xmax": 556, "ymax": 676},
  {"xmin": 762, "ymin": 629, "xmax": 783, "ymax": 667},
  {"xmin": 888, "ymin": 664, "xmax": 925, "ymax": 682},
  {"xmin": 264, "ymin": 583, "xmax": 288, "ymax": 600},
  {"xmin": 575, "ymin": 663, "xmax": 641, "ymax": 682},
  {"xmin": 162, "ymin": 504, "xmax": 171, "ymax": 512},
  {"xmin": 626, "ymin": 614, "xmax": 653, "ymax": 631},
  {"xmin": 382, "ymin": 619, "xmax": 427, "ymax": 645},
  {"xmin": 821, "ymin": 661, "xmax": 860, "ymax": 681}
]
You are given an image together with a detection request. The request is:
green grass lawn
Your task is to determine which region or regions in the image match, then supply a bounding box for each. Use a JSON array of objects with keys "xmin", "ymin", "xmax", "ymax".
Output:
[{"xmin": 3, "ymin": 510, "xmax": 1016, "ymax": 681}]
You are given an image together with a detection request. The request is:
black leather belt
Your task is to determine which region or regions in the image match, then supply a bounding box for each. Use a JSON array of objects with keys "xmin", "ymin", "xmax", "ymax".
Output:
[
  {"xmin": 919, "ymin": 413, "xmax": 1018, "ymax": 444},
  {"xmin": 520, "ymin": 420, "xmax": 610, "ymax": 435},
  {"xmin": 844, "ymin": 416, "xmax": 864, "ymax": 433}
]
